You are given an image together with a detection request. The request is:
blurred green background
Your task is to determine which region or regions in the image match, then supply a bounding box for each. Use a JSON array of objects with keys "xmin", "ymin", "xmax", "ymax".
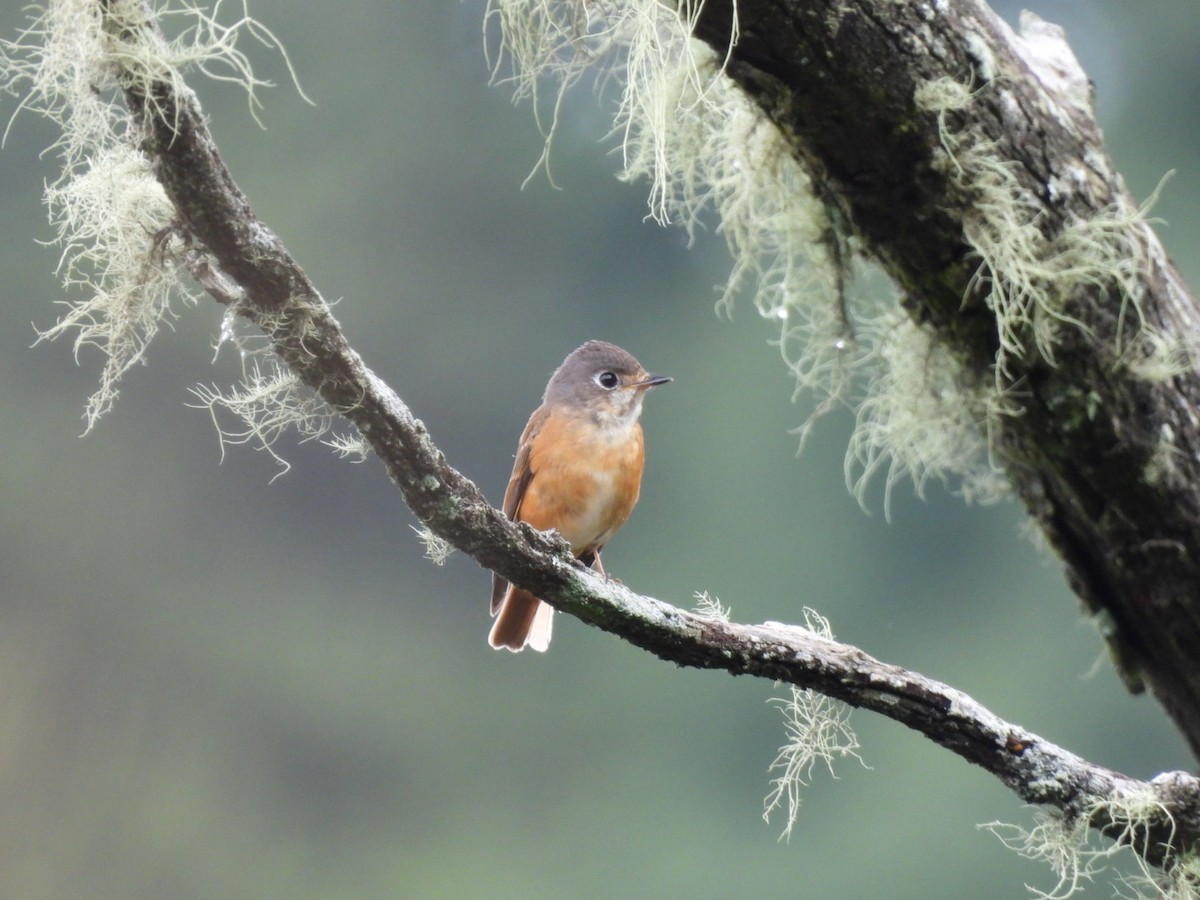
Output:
[{"xmin": 0, "ymin": 3, "xmax": 1196, "ymax": 898}]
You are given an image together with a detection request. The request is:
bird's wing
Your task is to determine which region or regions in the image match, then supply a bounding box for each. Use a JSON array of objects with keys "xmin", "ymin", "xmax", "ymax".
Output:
[{"xmin": 489, "ymin": 404, "xmax": 548, "ymax": 614}]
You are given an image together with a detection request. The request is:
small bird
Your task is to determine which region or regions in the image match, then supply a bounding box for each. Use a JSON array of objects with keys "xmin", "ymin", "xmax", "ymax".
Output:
[{"xmin": 489, "ymin": 341, "xmax": 671, "ymax": 652}]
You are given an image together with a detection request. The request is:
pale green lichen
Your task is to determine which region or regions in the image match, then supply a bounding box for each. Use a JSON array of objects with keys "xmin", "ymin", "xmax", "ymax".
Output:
[
  {"xmin": 918, "ymin": 76, "xmax": 1174, "ymax": 383},
  {"xmin": 762, "ymin": 608, "xmax": 865, "ymax": 841},
  {"xmin": 982, "ymin": 791, "xmax": 1196, "ymax": 900},
  {"xmin": 412, "ymin": 524, "xmax": 454, "ymax": 565},
  {"xmin": 190, "ymin": 358, "xmax": 330, "ymax": 479},
  {"xmin": 3, "ymin": 0, "xmax": 307, "ymax": 432},
  {"xmin": 35, "ymin": 143, "xmax": 188, "ymax": 429},
  {"xmin": 846, "ymin": 311, "xmax": 1009, "ymax": 514},
  {"xmin": 692, "ymin": 590, "xmax": 730, "ymax": 620},
  {"xmin": 192, "ymin": 312, "xmax": 364, "ymax": 477}
]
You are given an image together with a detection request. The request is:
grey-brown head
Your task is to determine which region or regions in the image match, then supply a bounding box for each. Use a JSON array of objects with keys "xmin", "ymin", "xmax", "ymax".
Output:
[{"xmin": 543, "ymin": 340, "xmax": 671, "ymax": 427}]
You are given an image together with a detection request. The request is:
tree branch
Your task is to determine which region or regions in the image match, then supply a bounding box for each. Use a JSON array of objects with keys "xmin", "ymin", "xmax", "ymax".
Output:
[
  {"xmin": 69, "ymin": 0, "xmax": 1200, "ymax": 872},
  {"xmin": 688, "ymin": 0, "xmax": 1200, "ymax": 759}
]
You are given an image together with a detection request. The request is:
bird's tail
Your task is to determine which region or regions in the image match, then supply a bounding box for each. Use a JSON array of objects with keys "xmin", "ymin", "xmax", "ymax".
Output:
[{"xmin": 488, "ymin": 587, "xmax": 554, "ymax": 652}]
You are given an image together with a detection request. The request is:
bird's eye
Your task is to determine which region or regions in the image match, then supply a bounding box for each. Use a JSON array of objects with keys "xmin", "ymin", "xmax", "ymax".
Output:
[{"xmin": 595, "ymin": 371, "xmax": 619, "ymax": 390}]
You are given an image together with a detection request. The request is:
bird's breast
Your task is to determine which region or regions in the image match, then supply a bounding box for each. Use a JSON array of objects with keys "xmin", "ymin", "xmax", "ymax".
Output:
[{"xmin": 519, "ymin": 411, "xmax": 646, "ymax": 553}]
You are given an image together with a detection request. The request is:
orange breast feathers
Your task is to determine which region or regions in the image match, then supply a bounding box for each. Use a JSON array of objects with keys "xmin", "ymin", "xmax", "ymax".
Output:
[{"xmin": 516, "ymin": 409, "xmax": 646, "ymax": 555}]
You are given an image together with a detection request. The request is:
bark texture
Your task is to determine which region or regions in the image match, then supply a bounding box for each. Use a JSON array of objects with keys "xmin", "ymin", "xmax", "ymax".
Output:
[{"xmin": 691, "ymin": 0, "xmax": 1200, "ymax": 757}]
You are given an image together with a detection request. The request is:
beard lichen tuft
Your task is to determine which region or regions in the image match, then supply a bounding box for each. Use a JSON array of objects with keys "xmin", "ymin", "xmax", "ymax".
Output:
[{"xmin": 4, "ymin": 0, "xmax": 308, "ymax": 434}]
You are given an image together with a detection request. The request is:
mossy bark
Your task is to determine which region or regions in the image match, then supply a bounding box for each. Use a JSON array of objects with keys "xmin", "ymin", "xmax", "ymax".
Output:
[{"xmin": 691, "ymin": 0, "xmax": 1200, "ymax": 757}]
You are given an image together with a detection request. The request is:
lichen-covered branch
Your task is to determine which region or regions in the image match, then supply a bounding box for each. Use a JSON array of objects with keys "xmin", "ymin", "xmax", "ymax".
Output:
[
  {"xmin": 672, "ymin": 0, "xmax": 1200, "ymax": 758},
  {"xmin": 10, "ymin": 0, "xmax": 1200, "ymax": 887}
]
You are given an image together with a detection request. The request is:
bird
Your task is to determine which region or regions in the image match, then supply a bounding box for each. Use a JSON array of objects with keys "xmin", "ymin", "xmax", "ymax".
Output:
[{"xmin": 488, "ymin": 340, "xmax": 671, "ymax": 652}]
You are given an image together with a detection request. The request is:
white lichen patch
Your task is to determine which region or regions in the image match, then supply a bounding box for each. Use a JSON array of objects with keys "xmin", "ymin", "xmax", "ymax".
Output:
[
  {"xmin": 963, "ymin": 32, "xmax": 997, "ymax": 83},
  {"xmin": 1014, "ymin": 11, "xmax": 1092, "ymax": 119}
]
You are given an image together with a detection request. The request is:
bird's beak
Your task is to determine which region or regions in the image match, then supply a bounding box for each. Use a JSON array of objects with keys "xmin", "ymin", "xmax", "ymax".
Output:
[{"xmin": 631, "ymin": 374, "xmax": 672, "ymax": 390}]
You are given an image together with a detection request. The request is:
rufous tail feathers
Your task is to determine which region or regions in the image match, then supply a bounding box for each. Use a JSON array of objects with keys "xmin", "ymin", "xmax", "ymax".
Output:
[{"xmin": 488, "ymin": 587, "xmax": 554, "ymax": 652}]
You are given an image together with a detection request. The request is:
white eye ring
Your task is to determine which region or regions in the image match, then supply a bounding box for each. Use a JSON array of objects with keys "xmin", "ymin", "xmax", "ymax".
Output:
[{"xmin": 594, "ymin": 371, "xmax": 619, "ymax": 390}]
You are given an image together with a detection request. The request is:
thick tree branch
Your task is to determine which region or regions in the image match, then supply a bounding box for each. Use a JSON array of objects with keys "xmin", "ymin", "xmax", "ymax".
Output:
[
  {"xmin": 688, "ymin": 0, "xmax": 1200, "ymax": 757},
  {"xmin": 75, "ymin": 0, "xmax": 1200, "ymax": 871}
]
